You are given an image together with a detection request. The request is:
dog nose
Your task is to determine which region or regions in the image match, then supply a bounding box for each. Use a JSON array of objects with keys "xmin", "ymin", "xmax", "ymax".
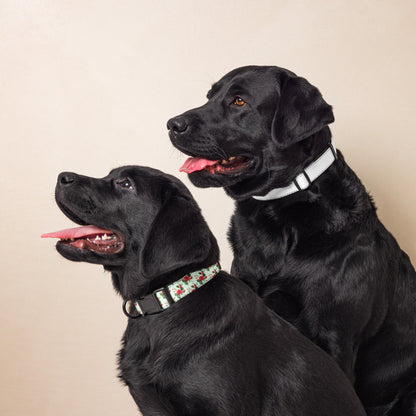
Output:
[
  {"xmin": 58, "ymin": 172, "xmax": 75, "ymax": 186},
  {"xmin": 167, "ymin": 116, "xmax": 188, "ymax": 135}
]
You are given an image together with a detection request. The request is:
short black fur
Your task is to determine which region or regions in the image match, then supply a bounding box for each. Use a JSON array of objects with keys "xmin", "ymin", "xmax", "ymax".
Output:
[
  {"xmin": 168, "ymin": 65, "xmax": 416, "ymax": 415},
  {"xmin": 50, "ymin": 165, "xmax": 365, "ymax": 416}
]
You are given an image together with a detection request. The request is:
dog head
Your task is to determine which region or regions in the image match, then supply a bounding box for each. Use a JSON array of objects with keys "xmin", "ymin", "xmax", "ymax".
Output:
[
  {"xmin": 168, "ymin": 65, "xmax": 334, "ymax": 200},
  {"xmin": 44, "ymin": 166, "xmax": 219, "ymax": 298}
]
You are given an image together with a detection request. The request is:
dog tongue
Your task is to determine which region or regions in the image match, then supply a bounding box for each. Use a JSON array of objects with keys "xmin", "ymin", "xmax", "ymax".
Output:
[
  {"xmin": 41, "ymin": 225, "xmax": 113, "ymax": 240},
  {"xmin": 179, "ymin": 157, "xmax": 220, "ymax": 173}
]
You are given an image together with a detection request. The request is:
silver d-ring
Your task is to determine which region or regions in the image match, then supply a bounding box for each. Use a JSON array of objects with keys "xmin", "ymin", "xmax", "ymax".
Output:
[{"xmin": 122, "ymin": 299, "xmax": 141, "ymax": 319}]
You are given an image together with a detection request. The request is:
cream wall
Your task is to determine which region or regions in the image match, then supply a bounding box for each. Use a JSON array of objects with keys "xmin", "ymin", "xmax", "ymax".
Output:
[{"xmin": 1, "ymin": 1, "xmax": 415, "ymax": 415}]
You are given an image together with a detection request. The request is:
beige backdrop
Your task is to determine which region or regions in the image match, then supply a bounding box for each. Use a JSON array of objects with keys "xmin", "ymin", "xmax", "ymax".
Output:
[{"xmin": 1, "ymin": 1, "xmax": 415, "ymax": 415}]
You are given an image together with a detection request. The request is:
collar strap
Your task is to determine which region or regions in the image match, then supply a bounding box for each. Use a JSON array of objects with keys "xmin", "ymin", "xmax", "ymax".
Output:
[
  {"xmin": 252, "ymin": 140, "xmax": 337, "ymax": 201},
  {"xmin": 122, "ymin": 262, "xmax": 221, "ymax": 318}
]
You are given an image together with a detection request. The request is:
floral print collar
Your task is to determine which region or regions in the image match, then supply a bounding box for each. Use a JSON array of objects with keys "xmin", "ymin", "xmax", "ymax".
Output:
[{"xmin": 123, "ymin": 263, "xmax": 221, "ymax": 318}]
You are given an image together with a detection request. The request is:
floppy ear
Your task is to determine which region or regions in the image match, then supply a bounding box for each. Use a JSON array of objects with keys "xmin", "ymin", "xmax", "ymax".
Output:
[
  {"xmin": 271, "ymin": 76, "xmax": 334, "ymax": 148},
  {"xmin": 140, "ymin": 196, "xmax": 212, "ymax": 278}
]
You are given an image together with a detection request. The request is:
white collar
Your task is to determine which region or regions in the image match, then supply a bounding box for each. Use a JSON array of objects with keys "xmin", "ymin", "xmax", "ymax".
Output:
[{"xmin": 252, "ymin": 140, "xmax": 337, "ymax": 201}]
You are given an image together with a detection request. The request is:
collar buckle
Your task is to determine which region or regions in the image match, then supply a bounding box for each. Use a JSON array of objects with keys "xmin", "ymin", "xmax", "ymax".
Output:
[
  {"xmin": 123, "ymin": 288, "xmax": 168, "ymax": 319},
  {"xmin": 293, "ymin": 170, "xmax": 312, "ymax": 191},
  {"xmin": 136, "ymin": 291, "xmax": 165, "ymax": 316}
]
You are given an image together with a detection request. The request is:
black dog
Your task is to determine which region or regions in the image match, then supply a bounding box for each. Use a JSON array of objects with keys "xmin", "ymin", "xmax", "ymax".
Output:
[
  {"xmin": 43, "ymin": 166, "xmax": 365, "ymax": 415},
  {"xmin": 168, "ymin": 66, "xmax": 416, "ymax": 415}
]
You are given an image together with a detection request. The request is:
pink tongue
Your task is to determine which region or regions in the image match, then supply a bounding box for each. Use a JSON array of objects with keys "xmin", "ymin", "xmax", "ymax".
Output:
[
  {"xmin": 41, "ymin": 225, "xmax": 113, "ymax": 240},
  {"xmin": 179, "ymin": 157, "xmax": 220, "ymax": 173}
]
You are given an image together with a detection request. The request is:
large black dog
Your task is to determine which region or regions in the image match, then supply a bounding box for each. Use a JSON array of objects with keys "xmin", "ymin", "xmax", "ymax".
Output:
[
  {"xmin": 168, "ymin": 66, "xmax": 416, "ymax": 415},
  {"xmin": 43, "ymin": 166, "xmax": 365, "ymax": 415}
]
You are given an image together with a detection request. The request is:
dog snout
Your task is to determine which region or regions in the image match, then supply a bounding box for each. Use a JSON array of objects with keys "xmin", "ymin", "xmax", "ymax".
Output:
[
  {"xmin": 58, "ymin": 172, "xmax": 76, "ymax": 186},
  {"xmin": 167, "ymin": 116, "xmax": 188, "ymax": 135}
]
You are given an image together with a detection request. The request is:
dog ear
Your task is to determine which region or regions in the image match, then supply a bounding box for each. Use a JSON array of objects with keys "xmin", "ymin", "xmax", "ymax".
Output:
[
  {"xmin": 140, "ymin": 195, "xmax": 212, "ymax": 278},
  {"xmin": 271, "ymin": 76, "xmax": 334, "ymax": 148}
]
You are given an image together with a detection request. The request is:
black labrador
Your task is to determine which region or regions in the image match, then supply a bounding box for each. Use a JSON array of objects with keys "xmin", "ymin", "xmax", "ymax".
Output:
[
  {"xmin": 167, "ymin": 66, "xmax": 416, "ymax": 415},
  {"xmin": 43, "ymin": 166, "xmax": 365, "ymax": 416}
]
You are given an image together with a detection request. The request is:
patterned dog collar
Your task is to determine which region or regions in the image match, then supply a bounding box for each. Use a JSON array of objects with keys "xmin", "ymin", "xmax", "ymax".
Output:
[{"xmin": 122, "ymin": 262, "xmax": 221, "ymax": 318}]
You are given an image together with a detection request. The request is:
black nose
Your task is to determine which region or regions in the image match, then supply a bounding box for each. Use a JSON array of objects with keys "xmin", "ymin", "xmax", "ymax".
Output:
[
  {"xmin": 58, "ymin": 172, "xmax": 75, "ymax": 186},
  {"xmin": 167, "ymin": 116, "xmax": 188, "ymax": 134}
]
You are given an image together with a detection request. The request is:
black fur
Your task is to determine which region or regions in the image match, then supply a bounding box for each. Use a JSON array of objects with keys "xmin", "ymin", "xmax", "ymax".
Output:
[
  {"xmin": 168, "ymin": 65, "xmax": 416, "ymax": 415},
  {"xmin": 51, "ymin": 166, "xmax": 365, "ymax": 415}
]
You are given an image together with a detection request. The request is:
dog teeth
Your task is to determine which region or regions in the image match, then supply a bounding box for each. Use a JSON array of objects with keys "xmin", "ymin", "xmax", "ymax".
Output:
[
  {"xmin": 221, "ymin": 157, "xmax": 237, "ymax": 165},
  {"xmin": 87, "ymin": 234, "xmax": 114, "ymax": 243}
]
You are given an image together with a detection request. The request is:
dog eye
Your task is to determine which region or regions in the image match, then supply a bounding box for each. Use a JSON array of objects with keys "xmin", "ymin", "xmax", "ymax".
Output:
[
  {"xmin": 232, "ymin": 96, "xmax": 246, "ymax": 106},
  {"xmin": 116, "ymin": 178, "xmax": 134, "ymax": 191}
]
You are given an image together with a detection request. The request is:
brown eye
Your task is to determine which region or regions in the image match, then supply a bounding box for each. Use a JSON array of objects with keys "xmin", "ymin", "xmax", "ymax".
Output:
[
  {"xmin": 232, "ymin": 96, "xmax": 246, "ymax": 106},
  {"xmin": 116, "ymin": 178, "xmax": 134, "ymax": 191}
]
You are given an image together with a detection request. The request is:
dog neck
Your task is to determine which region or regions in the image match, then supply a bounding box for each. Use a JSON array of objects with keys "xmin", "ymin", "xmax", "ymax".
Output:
[
  {"xmin": 252, "ymin": 140, "xmax": 337, "ymax": 201},
  {"xmin": 122, "ymin": 262, "xmax": 221, "ymax": 318}
]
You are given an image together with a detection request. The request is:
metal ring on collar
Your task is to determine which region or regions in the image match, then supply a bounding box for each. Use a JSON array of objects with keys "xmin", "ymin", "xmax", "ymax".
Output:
[{"xmin": 122, "ymin": 299, "xmax": 141, "ymax": 319}]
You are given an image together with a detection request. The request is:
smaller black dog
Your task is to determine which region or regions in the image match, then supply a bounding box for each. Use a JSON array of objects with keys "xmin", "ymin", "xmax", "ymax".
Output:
[{"xmin": 43, "ymin": 166, "xmax": 365, "ymax": 415}]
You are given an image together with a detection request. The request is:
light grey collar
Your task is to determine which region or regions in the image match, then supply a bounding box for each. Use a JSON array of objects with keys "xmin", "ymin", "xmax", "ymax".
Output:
[{"xmin": 252, "ymin": 140, "xmax": 337, "ymax": 201}]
